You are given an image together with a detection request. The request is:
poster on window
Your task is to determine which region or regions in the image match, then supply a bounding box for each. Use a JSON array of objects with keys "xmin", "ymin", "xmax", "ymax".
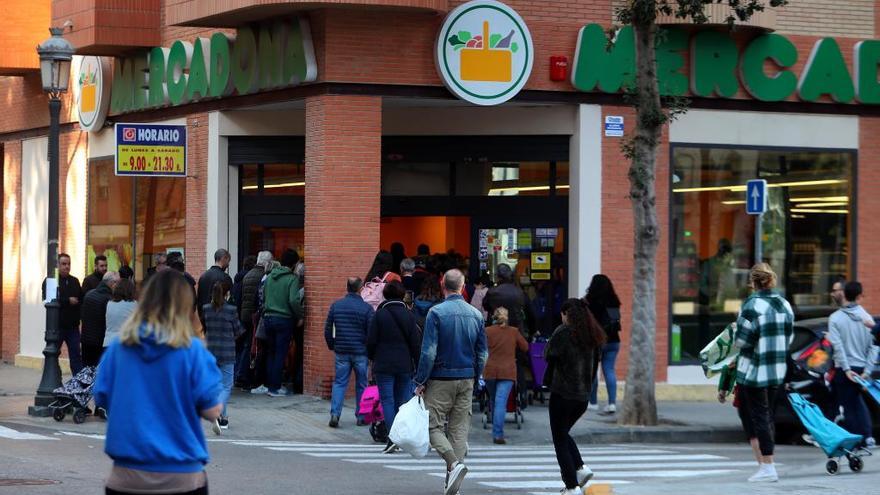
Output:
[{"xmin": 115, "ymin": 123, "xmax": 187, "ymax": 177}]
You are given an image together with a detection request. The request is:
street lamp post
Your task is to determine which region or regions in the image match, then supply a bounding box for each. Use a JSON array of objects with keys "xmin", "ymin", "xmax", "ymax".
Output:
[{"xmin": 28, "ymin": 26, "xmax": 75, "ymax": 417}]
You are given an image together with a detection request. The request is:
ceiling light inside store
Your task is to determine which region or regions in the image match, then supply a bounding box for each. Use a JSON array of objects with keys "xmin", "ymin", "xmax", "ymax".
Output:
[
  {"xmin": 790, "ymin": 208, "xmax": 849, "ymax": 214},
  {"xmin": 242, "ymin": 181, "xmax": 305, "ymax": 190},
  {"xmin": 673, "ymin": 179, "xmax": 847, "ymax": 193},
  {"xmin": 721, "ymin": 200, "xmax": 746, "ymax": 205},
  {"xmin": 488, "ymin": 185, "xmax": 570, "ymax": 194},
  {"xmin": 789, "ymin": 196, "xmax": 848, "ymax": 203},
  {"xmin": 796, "ymin": 202, "xmax": 849, "ymax": 208}
]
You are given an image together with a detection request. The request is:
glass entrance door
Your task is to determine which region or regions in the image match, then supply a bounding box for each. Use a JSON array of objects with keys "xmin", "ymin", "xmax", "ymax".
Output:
[
  {"xmin": 240, "ymin": 214, "xmax": 304, "ymax": 261},
  {"xmin": 475, "ymin": 225, "xmax": 567, "ymax": 337}
]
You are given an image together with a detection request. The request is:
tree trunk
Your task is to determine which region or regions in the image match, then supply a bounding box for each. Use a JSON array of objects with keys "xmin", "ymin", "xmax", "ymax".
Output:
[{"xmin": 619, "ymin": 19, "xmax": 662, "ymax": 426}]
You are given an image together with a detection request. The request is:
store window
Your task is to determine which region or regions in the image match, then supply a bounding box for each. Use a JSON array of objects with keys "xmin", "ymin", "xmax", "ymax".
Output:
[
  {"xmin": 669, "ymin": 146, "xmax": 854, "ymax": 364},
  {"xmin": 87, "ymin": 159, "xmax": 187, "ymax": 280},
  {"xmin": 239, "ymin": 163, "xmax": 306, "ymax": 196}
]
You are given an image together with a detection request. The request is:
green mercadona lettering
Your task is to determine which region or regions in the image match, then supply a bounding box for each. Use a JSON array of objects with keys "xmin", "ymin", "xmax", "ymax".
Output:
[
  {"xmin": 571, "ymin": 23, "xmax": 880, "ymax": 104},
  {"xmin": 110, "ymin": 17, "xmax": 317, "ymax": 114}
]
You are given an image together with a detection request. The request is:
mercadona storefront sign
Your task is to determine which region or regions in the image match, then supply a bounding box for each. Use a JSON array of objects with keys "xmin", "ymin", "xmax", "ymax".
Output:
[
  {"xmin": 110, "ymin": 17, "xmax": 317, "ymax": 114},
  {"xmin": 571, "ymin": 23, "xmax": 880, "ymax": 104}
]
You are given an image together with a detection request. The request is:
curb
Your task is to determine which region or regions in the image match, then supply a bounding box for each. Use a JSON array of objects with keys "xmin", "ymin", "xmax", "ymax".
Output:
[{"xmin": 574, "ymin": 426, "xmax": 744, "ymax": 444}]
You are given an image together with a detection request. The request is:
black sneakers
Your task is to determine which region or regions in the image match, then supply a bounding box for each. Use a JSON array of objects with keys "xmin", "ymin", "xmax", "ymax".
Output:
[{"xmin": 329, "ymin": 415, "xmax": 340, "ymax": 428}]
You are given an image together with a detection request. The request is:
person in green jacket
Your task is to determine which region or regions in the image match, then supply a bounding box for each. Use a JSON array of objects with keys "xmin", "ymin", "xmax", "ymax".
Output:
[{"xmin": 262, "ymin": 249, "xmax": 304, "ymax": 397}]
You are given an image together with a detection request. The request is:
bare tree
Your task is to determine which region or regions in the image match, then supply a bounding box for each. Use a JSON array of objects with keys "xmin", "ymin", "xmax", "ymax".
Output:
[{"xmin": 614, "ymin": 0, "xmax": 788, "ymax": 426}]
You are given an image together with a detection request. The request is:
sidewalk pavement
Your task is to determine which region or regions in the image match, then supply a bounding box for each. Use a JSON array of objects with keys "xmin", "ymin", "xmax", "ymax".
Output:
[{"xmin": 0, "ymin": 364, "xmax": 744, "ymax": 445}]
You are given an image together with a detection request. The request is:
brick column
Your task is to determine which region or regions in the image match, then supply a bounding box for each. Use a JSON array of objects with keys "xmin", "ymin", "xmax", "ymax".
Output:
[
  {"xmin": 2, "ymin": 141, "xmax": 22, "ymax": 362},
  {"xmin": 859, "ymin": 116, "xmax": 880, "ymax": 295},
  {"xmin": 185, "ymin": 113, "xmax": 209, "ymax": 275},
  {"xmin": 303, "ymin": 95, "xmax": 381, "ymax": 397}
]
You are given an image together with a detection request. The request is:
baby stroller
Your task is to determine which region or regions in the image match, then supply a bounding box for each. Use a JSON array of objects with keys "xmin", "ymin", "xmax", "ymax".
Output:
[
  {"xmin": 787, "ymin": 392, "xmax": 869, "ymax": 475},
  {"xmin": 482, "ymin": 381, "xmax": 524, "ymax": 430},
  {"xmin": 50, "ymin": 366, "xmax": 104, "ymax": 424}
]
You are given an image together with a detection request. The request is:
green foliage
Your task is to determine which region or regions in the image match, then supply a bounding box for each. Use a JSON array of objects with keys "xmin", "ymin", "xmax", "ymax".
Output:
[{"xmin": 616, "ymin": 0, "xmax": 789, "ymax": 26}]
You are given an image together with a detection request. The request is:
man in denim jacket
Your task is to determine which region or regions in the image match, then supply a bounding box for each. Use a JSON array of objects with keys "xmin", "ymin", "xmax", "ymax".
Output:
[{"xmin": 414, "ymin": 269, "xmax": 488, "ymax": 495}]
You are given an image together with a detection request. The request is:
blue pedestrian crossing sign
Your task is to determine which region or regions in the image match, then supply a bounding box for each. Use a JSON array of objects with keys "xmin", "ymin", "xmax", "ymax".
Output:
[{"xmin": 746, "ymin": 179, "xmax": 767, "ymax": 215}]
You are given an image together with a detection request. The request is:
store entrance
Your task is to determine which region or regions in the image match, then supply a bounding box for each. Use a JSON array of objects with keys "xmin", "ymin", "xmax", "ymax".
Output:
[
  {"xmin": 380, "ymin": 136, "xmax": 570, "ymax": 336},
  {"xmin": 240, "ymin": 214, "xmax": 304, "ymax": 262}
]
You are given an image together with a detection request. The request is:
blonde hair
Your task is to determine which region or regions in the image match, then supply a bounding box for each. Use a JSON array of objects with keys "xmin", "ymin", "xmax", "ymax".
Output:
[
  {"xmin": 120, "ymin": 270, "xmax": 195, "ymax": 348},
  {"xmin": 750, "ymin": 263, "xmax": 777, "ymax": 290},
  {"xmin": 493, "ymin": 307, "xmax": 509, "ymax": 326}
]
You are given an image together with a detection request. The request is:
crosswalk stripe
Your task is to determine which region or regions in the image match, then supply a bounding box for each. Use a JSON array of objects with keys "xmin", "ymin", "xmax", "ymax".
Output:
[
  {"xmin": 0, "ymin": 425, "xmax": 57, "ymax": 441},
  {"xmin": 287, "ymin": 448, "xmax": 673, "ymax": 457},
  {"xmin": 481, "ymin": 473, "xmax": 735, "ymax": 489},
  {"xmin": 430, "ymin": 469, "xmax": 738, "ymax": 479},
  {"xmin": 383, "ymin": 461, "xmax": 760, "ymax": 471},
  {"xmin": 341, "ymin": 454, "xmax": 725, "ymax": 464}
]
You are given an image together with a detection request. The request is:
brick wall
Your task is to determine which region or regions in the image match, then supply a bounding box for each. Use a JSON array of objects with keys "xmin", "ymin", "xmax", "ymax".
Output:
[
  {"xmin": 601, "ymin": 105, "xmax": 670, "ymax": 382},
  {"xmin": 858, "ymin": 117, "xmax": 880, "ymax": 295},
  {"xmin": 303, "ymin": 95, "xmax": 382, "ymax": 396},
  {"xmin": 776, "ymin": 0, "xmax": 874, "ymax": 37},
  {"xmin": 185, "ymin": 113, "xmax": 208, "ymax": 275},
  {"xmin": 2, "ymin": 140, "xmax": 22, "ymax": 362},
  {"xmin": 53, "ymin": 0, "xmax": 162, "ymax": 54}
]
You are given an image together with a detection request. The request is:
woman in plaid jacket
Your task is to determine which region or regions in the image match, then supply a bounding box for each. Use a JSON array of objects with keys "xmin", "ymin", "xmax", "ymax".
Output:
[{"xmin": 734, "ymin": 263, "xmax": 794, "ymax": 483}]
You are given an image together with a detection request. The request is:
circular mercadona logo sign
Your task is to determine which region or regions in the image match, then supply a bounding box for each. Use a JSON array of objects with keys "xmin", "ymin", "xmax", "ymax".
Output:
[
  {"xmin": 76, "ymin": 56, "xmax": 111, "ymax": 132},
  {"xmin": 436, "ymin": 0, "xmax": 534, "ymax": 106}
]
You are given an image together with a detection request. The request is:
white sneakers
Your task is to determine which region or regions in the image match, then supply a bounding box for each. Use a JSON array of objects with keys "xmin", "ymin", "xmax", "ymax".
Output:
[
  {"xmin": 445, "ymin": 462, "xmax": 468, "ymax": 495},
  {"xmin": 560, "ymin": 487, "xmax": 583, "ymax": 495},
  {"xmin": 250, "ymin": 385, "xmax": 269, "ymax": 395},
  {"xmin": 211, "ymin": 418, "xmax": 222, "ymax": 436},
  {"xmin": 576, "ymin": 466, "xmax": 594, "ymax": 487},
  {"xmin": 748, "ymin": 463, "xmax": 778, "ymax": 482}
]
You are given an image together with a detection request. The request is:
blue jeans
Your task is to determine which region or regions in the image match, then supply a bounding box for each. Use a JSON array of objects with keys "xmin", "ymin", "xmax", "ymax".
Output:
[
  {"xmin": 833, "ymin": 366, "xmax": 873, "ymax": 441},
  {"xmin": 330, "ymin": 353, "xmax": 368, "ymax": 419},
  {"xmin": 61, "ymin": 327, "xmax": 83, "ymax": 375},
  {"xmin": 219, "ymin": 363, "xmax": 234, "ymax": 417},
  {"xmin": 486, "ymin": 379, "xmax": 514, "ymax": 440},
  {"xmin": 234, "ymin": 321, "xmax": 253, "ymax": 385},
  {"xmin": 590, "ymin": 342, "xmax": 620, "ymax": 405},
  {"xmin": 263, "ymin": 316, "xmax": 294, "ymax": 392},
  {"xmin": 375, "ymin": 372, "xmax": 413, "ymax": 431}
]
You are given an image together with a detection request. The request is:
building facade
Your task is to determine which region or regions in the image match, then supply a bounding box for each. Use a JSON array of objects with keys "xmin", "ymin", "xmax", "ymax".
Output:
[{"xmin": 2, "ymin": 0, "xmax": 880, "ymax": 393}]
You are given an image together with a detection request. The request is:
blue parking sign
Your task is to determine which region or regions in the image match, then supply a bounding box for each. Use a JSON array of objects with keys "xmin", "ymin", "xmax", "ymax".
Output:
[{"xmin": 746, "ymin": 179, "xmax": 767, "ymax": 215}]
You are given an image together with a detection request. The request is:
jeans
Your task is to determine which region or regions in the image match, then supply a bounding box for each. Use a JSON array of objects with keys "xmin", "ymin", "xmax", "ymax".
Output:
[
  {"xmin": 424, "ymin": 379, "xmax": 473, "ymax": 467},
  {"xmin": 375, "ymin": 372, "xmax": 413, "ymax": 431},
  {"xmin": 590, "ymin": 342, "xmax": 620, "ymax": 405},
  {"xmin": 549, "ymin": 393, "xmax": 587, "ymax": 489},
  {"xmin": 741, "ymin": 385, "xmax": 778, "ymax": 456},
  {"xmin": 486, "ymin": 379, "xmax": 514, "ymax": 440},
  {"xmin": 61, "ymin": 327, "xmax": 83, "ymax": 375},
  {"xmin": 263, "ymin": 316, "xmax": 294, "ymax": 392},
  {"xmin": 330, "ymin": 353, "xmax": 369, "ymax": 419},
  {"xmin": 833, "ymin": 367, "xmax": 873, "ymax": 440},
  {"xmin": 234, "ymin": 321, "xmax": 253, "ymax": 385},
  {"xmin": 218, "ymin": 363, "xmax": 234, "ymax": 417}
]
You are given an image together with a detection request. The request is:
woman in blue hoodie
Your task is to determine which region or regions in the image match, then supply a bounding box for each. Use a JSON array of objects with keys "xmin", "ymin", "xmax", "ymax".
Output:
[{"xmin": 94, "ymin": 270, "xmax": 222, "ymax": 495}]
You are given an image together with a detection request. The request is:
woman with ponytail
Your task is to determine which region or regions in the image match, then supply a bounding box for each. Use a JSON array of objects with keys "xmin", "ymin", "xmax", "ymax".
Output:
[
  {"xmin": 203, "ymin": 280, "xmax": 243, "ymax": 434},
  {"xmin": 544, "ymin": 299, "xmax": 605, "ymax": 495}
]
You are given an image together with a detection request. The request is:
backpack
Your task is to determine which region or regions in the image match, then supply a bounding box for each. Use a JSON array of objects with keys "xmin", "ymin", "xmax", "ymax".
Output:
[{"xmin": 360, "ymin": 272, "xmax": 400, "ymax": 310}]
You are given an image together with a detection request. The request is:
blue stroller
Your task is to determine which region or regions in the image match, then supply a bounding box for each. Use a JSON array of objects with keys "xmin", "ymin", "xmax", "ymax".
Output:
[{"xmin": 788, "ymin": 392, "xmax": 870, "ymax": 475}]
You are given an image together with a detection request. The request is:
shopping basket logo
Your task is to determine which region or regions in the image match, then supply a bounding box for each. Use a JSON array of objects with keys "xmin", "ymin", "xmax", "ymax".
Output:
[
  {"xmin": 436, "ymin": 0, "xmax": 533, "ymax": 106},
  {"xmin": 76, "ymin": 56, "xmax": 111, "ymax": 132}
]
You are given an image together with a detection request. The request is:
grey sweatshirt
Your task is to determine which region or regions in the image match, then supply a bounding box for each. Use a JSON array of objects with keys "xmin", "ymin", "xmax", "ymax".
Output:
[{"xmin": 827, "ymin": 304, "xmax": 879, "ymax": 373}]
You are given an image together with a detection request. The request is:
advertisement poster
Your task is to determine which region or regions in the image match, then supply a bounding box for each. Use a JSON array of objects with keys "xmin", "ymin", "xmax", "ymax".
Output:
[{"xmin": 115, "ymin": 123, "xmax": 187, "ymax": 177}]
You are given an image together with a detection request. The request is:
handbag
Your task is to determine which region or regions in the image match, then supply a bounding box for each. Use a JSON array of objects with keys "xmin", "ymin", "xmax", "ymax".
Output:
[{"xmin": 255, "ymin": 315, "xmax": 268, "ymax": 341}]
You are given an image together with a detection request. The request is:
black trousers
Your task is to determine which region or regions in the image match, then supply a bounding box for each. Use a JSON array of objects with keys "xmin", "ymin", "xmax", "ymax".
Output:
[
  {"xmin": 549, "ymin": 393, "xmax": 587, "ymax": 489},
  {"xmin": 741, "ymin": 385, "xmax": 778, "ymax": 456},
  {"xmin": 107, "ymin": 486, "xmax": 207, "ymax": 495},
  {"xmin": 82, "ymin": 343, "xmax": 104, "ymax": 367}
]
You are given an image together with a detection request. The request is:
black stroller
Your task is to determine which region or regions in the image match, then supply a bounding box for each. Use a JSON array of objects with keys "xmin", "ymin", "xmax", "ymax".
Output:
[{"xmin": 50, "ymin": 366, "xmax": 105, "ymax": 424}]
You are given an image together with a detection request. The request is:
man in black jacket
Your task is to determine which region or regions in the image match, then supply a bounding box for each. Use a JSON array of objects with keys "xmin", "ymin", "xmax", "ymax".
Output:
[
  {"xmin": 41, "ymin": 253, "xmax": 83, "ymax": 374},
  {"xmin": 483, "ymin": 264, "xmax": 535, "ymax": 335},
  {"xmin": 235, "ymin": 251, "xmax": 272, "ymax": 389},
  {"xmin": 81, "ymin": 255, "xmax": 108, "ymax": 295},
  {"xmin": 80, "ymin": 271, "xmax": 119, "ymax": 367},
  {"xmin": 197, "ymin": 248, "xmax": 233, "ymax": 324}
]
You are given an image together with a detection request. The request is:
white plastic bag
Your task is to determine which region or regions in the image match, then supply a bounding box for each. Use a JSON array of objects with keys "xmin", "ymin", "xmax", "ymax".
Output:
[{"xmin": 389, "ymin": 396, "xmax": 430, "ymax": 458}]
